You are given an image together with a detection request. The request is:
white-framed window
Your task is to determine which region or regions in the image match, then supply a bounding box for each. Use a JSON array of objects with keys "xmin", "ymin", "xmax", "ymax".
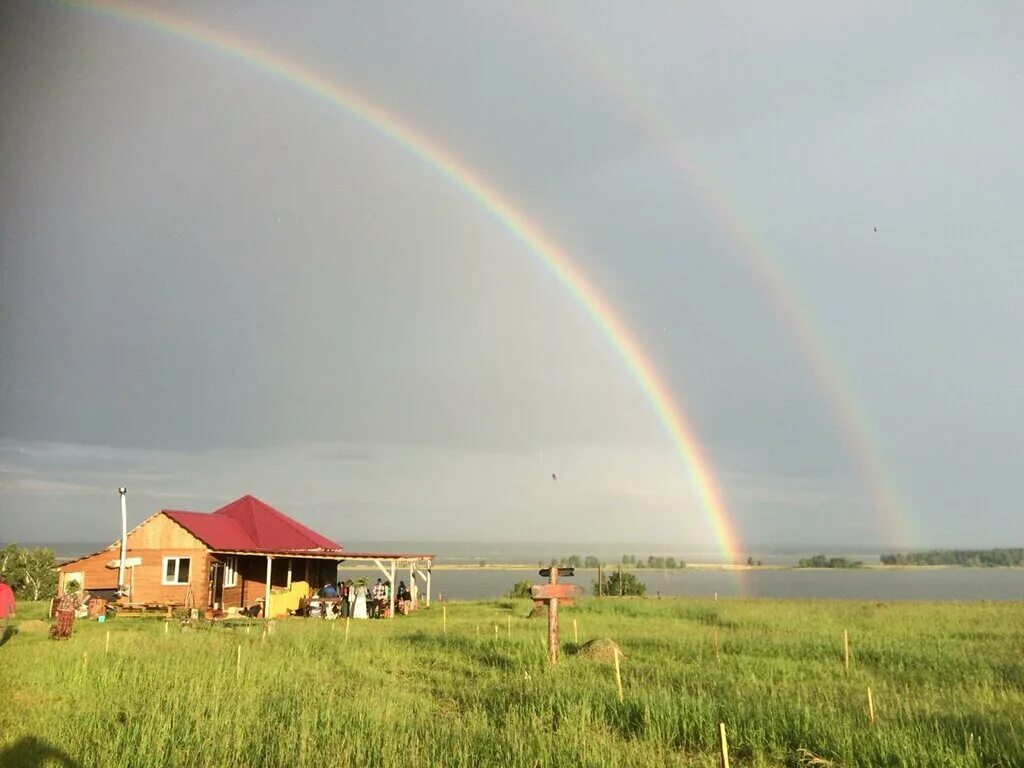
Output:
[
  {"xmin": 162, "ymin": 556, "xmax": 192, "ymax": 585},
  {"xmin": 223, "ymin": 556, "xmax": 238, "ymax": 588}
]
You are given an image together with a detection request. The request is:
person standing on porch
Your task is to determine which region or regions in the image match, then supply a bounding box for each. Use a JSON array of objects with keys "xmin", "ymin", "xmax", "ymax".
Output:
[
  {"xmin": 339, "ymin": 581, "xmax": 350, "ymax": 618},
  {"xmin": 352, "ymin": 580, "xmax": 368, "ymax": 620},
  {"xmin": 371, "ymin": 579, "xmax": 385, "ymax": 618}
]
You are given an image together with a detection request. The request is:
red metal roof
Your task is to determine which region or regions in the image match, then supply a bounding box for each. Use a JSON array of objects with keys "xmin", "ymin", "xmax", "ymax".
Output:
[
  {"xmin": 203, "ymin": 549, "xmax": 433, "ymax": 560},
  {"xmin": 164, "ymin": 495, "xmax": 341, "ymax": 553}
]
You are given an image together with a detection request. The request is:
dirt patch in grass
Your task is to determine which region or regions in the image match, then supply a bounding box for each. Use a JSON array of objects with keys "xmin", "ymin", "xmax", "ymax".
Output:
[{"xmin": 16, "ymin": 620, "xmax": 49, "ymax": 632}]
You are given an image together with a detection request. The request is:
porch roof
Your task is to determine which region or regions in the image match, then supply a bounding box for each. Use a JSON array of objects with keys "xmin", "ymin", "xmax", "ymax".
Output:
[{"xmin": 210, "ymin": 549, "xmax": 434, "ymax": 562}]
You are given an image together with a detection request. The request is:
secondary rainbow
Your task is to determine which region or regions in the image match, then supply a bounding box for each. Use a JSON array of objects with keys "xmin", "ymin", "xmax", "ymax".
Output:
[
  {"xmin": 517, "ymin": 5, "xmax": 912, "ymax": 548},
  {"xmin": 68, "ymin": 1, "xmax": 742, "ymax": 560}
]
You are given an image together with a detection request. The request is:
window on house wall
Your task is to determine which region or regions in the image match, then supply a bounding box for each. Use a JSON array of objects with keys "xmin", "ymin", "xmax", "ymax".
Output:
[
  {"xmin": 162, "ymin": 556, "xmax": 191, "ymax": 585},
  {"xmin": 223, "ymin": 556, "xmax": 238, "ymax": 588}
]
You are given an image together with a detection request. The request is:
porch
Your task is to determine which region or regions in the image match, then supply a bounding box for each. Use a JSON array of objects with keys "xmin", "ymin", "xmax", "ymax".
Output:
[{"xmin": 207, "ymin": 549, "xmax": 434, "ymax": 619}]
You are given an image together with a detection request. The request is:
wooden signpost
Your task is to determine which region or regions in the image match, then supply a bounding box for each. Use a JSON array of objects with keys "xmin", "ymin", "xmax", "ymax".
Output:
[{"xmin": 531, "ymin": 567, "xmax": 582, "ymax": 664}]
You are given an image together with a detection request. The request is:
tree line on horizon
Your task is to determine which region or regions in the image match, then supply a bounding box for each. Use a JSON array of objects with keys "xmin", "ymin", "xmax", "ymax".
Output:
[
  {"xmin": 880, "ymin": 548, "xmax": 1024, "ymax": 567},
  {"xmin": 796, "ymin": 554, "xmax": 863, "ymax": 569},
  {"xmin": 534, "ymin": 555, "xmax": 687, "ymax": 570}
]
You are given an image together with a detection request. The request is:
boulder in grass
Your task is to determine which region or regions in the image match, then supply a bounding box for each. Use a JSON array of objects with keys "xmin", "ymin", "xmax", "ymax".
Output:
[{"xmin": 575, "ymin": 638, "xmax": 625, "ymax": 663}]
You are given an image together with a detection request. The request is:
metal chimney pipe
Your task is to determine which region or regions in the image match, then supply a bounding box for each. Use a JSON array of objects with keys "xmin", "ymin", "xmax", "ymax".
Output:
[{"xmin": 118, "ymin": 487, "xmax": 128, "ymax": 595}]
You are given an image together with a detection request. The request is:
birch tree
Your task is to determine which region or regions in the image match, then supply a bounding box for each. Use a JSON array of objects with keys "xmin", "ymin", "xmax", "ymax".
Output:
[{"xmin": 15, "ymin": 547, "xmax": 58, "ymax": 601}]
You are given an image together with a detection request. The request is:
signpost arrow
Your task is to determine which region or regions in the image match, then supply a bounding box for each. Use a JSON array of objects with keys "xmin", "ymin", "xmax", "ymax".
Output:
[{"xmin": 530, "ymin": 584, "xmax": 583, "ymax": 601}]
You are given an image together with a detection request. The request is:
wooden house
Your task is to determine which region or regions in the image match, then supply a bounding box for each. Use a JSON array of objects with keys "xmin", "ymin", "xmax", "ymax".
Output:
[{"xmin": 56, "ymin": 495, "xmax": 433, "ymax": 618}]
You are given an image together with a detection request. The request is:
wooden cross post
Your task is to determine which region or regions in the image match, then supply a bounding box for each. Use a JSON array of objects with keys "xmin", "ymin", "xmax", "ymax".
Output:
[
  {"xmin": 531, "ymin": 567, "xmax": 581, "ymax": 665},
  {"xmin": 548, "ymin": 567, "xmax": 559, "ymax": 664}
]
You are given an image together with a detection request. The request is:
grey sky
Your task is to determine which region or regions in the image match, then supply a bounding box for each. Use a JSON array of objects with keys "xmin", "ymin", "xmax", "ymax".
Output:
[{"xmin": 1, "ymin": 1, "xmax": 1021, "ymax": 554}]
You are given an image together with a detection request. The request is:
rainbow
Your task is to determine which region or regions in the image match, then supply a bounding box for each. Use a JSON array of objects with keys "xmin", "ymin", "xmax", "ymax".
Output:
[
  {"xmin": 516, "ymin": 5, "xmax": 911, "ymax": 547},
  {"xmin": 67, "ymin": 1, "xmax": 743, "ymax": 560}
]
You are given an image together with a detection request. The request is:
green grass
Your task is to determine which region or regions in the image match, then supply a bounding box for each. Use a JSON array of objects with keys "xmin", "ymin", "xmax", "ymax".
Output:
[{"xmin": 1, "ymin": 598, "xmax": 1022, "ymax": 767}]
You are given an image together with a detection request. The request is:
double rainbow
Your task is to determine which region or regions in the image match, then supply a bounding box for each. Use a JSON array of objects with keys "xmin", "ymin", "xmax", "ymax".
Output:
[{"xmin": 69, "ymin": 1, "xmax": 742, "ymax": 559}]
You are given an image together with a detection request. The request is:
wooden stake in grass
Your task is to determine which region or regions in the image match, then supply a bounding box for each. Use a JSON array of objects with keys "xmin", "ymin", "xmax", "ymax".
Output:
[
  {"xmin": 714, "ymin": 628, "xmax": 720, "ymax": 662},
  {"xmin": 494, "ymin": 624, "xmax": 499, "ymax": 639},
  {"xmin": 164, "ymin": 621, "xmax": 169, "ymax": 635},
  {"xmin": 718, "ymin": 722, "xmax": 730, "ymax": 768},
  {"xmin": 844, "ymin": 629, "xmax": 850, "ymax": 674},
  {"xmin": 105, "ymin": 630, "xmax": 110, "ymax": 655},
  {"xmin": 867, "ymin": 686, "xmax": 875, "ymax": 724},
  {"xmin": 573, "ymin": 618, "xmax": 578, "ymax": 644},
  {"xmin": 507, "ymin": 614, "xmax": 511, "ymax": 637},
  {"xmin": 261, "ymin": 629, "xmax": 266, "ymax": 644},
  {"xmin": 236, "ymin": 644, "xmax": 241, "ymax": 678},
  {"xmin": 613, "ymin": 647, "xmax": 624, "ymax": 703}
]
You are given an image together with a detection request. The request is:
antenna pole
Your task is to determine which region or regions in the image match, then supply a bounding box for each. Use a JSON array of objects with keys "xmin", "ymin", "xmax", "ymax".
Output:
[{"xmin": 117, "ymin": 488, "xmax": 128, "ymax": 596}]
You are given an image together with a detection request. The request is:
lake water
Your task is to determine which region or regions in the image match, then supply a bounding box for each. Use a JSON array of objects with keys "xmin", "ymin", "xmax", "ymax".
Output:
[
  {"xmin": 29, "ymin": 541, "xmax": 1023, "ymax": 602},
  {"xmin": 337, "ymin": 567, "xmax": 1024, "ymax": 602}
]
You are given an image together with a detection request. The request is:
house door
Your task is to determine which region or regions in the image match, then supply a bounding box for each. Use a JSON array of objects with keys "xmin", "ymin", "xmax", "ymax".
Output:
[{"xmin": 209, "ymin": 563, "xmax": 225, "ymax": 610}]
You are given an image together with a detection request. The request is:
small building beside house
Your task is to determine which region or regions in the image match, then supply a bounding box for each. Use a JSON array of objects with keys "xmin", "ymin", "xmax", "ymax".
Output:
[{"xmin": 56, "ymin": 494, "xmax": 433, "ymax": 617}]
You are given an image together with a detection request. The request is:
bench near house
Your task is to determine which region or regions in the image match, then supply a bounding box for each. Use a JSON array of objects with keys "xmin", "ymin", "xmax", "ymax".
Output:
[{"xmin": 56, "ymin": 494, "xmax": 434, "ymax": 618}]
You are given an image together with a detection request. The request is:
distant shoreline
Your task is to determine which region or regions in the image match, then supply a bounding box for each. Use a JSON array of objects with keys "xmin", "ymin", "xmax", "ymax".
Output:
[{"xmin": 422, "ymin": 562, "xmax": 1021, "ymax": 572}]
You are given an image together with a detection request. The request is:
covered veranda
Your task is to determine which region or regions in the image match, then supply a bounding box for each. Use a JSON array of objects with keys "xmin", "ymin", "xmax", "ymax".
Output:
[{"xmin": 209, "ymin": 548, "xmax": 434, "ymax": 619}]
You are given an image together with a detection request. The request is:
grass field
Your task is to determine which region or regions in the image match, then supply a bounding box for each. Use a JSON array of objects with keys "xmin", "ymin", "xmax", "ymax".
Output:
[{"xmin": 1, "ymin": 597, "xmax": 1021, "ymax": 767}]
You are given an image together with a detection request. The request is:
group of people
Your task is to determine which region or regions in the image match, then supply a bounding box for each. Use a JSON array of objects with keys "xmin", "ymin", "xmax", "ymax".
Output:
[{"xmin": 311, "ymin": 577, "xmax": 418, "ymax": 620}]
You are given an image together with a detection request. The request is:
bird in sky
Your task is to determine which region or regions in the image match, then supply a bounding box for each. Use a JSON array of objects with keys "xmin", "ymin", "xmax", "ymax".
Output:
[{"xmin": 551, "ymin": 473, "xmax": 557, "ymax": 481}]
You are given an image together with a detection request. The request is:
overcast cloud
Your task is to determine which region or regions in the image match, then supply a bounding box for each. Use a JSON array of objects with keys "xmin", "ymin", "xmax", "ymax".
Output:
[{"xmin": 1, "ymin": 1, "xmax": 1021, "ymax": 554}]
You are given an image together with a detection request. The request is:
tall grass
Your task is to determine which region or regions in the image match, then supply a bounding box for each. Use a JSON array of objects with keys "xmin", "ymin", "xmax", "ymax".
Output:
[{"xmin": 1, "ymin": 598, "xmax": 1021, "ymax": 767}]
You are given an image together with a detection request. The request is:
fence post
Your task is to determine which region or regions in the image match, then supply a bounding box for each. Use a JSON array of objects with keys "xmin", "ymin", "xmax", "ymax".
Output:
[
  {"xmin": 613, "ymin": 647, "xmax": 624, "ymax": 703},
  {"xmin": 844, "ymin": 629, "xmax": 850, "ymax": 674}
]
